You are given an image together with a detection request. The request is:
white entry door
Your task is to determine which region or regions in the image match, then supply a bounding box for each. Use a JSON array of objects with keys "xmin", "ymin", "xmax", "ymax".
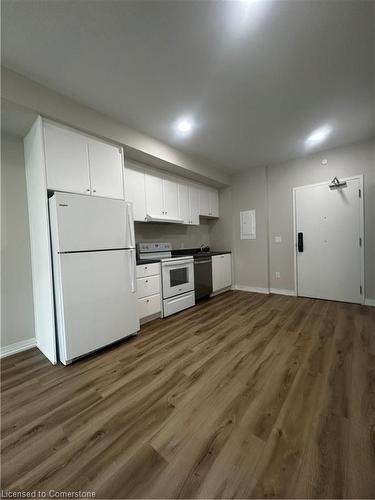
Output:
[{"xmin": 294, "ymin": 177, "xmax": 363, "ymax": 304}]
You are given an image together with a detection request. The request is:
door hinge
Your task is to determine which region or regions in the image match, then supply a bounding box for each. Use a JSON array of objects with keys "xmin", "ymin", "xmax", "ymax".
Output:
[
  {"xmin": 360, "ymin": 285, "xmax": 363, "ymax": 295},
  {"xmin": 359, "ymin": 188, "xmax": 362, "ymax": 198},
  {"xmin": 359, "ymin": 237, "xmax": 362, "ymax": 247}
]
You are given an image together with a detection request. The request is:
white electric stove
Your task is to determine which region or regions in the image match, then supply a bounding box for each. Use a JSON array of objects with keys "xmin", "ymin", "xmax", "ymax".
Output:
[{"xmin": 137, "ymin": 242, "xmax": 195, "ymax": 317}]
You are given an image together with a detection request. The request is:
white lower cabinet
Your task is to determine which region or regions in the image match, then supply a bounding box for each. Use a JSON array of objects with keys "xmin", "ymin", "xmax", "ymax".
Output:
[
  {"xmin": 212, "ymin": 254, "xmax": 232, "ymax": 293},
  {"xmin": 135, "ymin": 262, "xmax": 160, "ymax": 279},
  {"xmin": 138, "ymin": 294, "xmax": 161, "ymax": 319},
  {"xmin": 136, "ymin": 276, "xmax": 160, "ymax": 299},
  {"xmin": 136, "ymin": 263, "xmax": 162, "ymax": 322}
]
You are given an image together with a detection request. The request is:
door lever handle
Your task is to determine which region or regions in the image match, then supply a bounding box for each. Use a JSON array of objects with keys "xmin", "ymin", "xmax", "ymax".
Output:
[{"xmin": 297, "ymin": 232, "xmax": 304, "ymax": 252}]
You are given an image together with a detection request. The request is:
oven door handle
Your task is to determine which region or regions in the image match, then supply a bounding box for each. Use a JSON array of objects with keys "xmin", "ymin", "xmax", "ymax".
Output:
[{"xmin": 162, "ymin": 261, "xmax": 193, "ymax": 268}]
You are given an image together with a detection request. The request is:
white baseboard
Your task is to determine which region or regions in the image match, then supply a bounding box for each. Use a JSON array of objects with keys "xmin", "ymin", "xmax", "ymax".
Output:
[
  {"xmin": 0, "ymin": 338, "xmax": 36, "ymax": 359},
  {"xmin": 270, "ymin": 288, "xmax": 297, "ymax": 296},
  {"xmin": 211, "ymin": 286, "xmax": 232, "ymax": 297},
  {"xmin": 233, "ymin": 285, "xmax": 270, "ymax": 294},
  {"xmin": 364, "ymin": 298, "xmax": 375, "ymax": 307},
  {"xmin": 233, "ymin": 285, "xmax": 298, "ymax": 297}
]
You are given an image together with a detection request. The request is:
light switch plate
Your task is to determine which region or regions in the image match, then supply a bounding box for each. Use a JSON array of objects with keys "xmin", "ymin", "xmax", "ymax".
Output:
[{"xmin": 275, "ymin": 235, "xmax": 282, "ymax": 243}]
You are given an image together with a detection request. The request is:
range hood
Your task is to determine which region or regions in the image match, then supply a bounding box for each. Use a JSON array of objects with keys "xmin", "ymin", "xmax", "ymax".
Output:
[{"xmin": 145, "ymin": 213, "xmax": 184, "ymax": 224}]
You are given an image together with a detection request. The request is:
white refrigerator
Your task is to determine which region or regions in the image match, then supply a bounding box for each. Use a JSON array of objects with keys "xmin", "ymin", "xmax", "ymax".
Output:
[{"xmin": 49, "ymin": 192, "xmax": 139, "ymax": 365}]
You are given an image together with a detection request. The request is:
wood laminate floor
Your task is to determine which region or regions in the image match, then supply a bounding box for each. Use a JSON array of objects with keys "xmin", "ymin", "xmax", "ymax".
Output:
[{"xmin": 1, "ymin": 291, "xmax": 375, "ymax": 499}]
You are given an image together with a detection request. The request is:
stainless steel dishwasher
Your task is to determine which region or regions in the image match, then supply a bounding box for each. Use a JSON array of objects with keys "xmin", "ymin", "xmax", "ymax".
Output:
[{"xmin": 194, "ymin": 255, "xmax": 212, "ymax": 301}]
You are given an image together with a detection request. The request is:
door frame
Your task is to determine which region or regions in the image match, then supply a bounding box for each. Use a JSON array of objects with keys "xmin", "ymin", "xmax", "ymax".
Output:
[{"xmin": 292, "ymin": 175, "xmax": 364, "ymax": 304}]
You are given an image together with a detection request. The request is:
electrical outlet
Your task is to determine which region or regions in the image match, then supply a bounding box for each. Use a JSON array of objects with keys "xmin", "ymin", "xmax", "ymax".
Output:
[{"xmin": 275, "ymin": 271, "xmax": 281, "ymax": 279}]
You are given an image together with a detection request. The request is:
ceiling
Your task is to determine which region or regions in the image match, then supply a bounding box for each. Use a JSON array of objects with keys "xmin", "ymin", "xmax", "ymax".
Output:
[{"xmin": 2, "ymin": 0, "xmax": 374, "ymax": 172}]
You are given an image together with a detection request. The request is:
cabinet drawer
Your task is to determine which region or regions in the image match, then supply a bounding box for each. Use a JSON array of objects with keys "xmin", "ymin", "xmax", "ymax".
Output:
[
  {"xmin": 138, "ymin": 294, "xmax": 161, "ymax": 319},
  {"xmin": 136, "ymin": 275, "xmax": 160, "ymax": 299},
  {"xmin": 163, "ymin": 291, "xmax": 195, "ymax": 317},
  {"xmin": 136, "ymin": 263, "xmax": 160, "ymax": 279}
]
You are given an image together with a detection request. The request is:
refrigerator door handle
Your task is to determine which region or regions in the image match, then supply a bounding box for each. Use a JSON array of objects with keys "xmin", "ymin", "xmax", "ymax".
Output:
[
  {"xmin": 126, "ymin": 202, "xmax": 135, "ymax": 248},
  {"xmin": 129, "ymin": 249, "xmax": 136, "ymax": 293}
]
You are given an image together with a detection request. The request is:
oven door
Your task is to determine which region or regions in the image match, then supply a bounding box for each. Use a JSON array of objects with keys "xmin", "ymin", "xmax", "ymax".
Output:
[{"xmin": 162, "ymin": 260, "xmax": 194, "ymax": 299}]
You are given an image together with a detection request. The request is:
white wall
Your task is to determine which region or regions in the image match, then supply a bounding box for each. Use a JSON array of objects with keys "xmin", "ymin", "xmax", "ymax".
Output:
[
  {"xmin": 212, "ymin": 137, "xmax": 375, "ymax": 300},
  {"xmin": 268, "ymin": 138, "xmax": 375, "ymax": 297},
  {"xmin": 229, "ymin": 167, "xmax": 269, "ymax": 290},
  {"xmin": 2, "ymin": 68, "xmax": 230, "ymax": 187},
  {"xmin": 209, "ymin": 187, "xmax": 233, "ymax": 253},
  {"xmin": 1, "ymin": 134, "xmax": 35, "ymax": 348},
  {"xmin": 135, "ymin": 219, "xmax": 212, "ymax": 250}
]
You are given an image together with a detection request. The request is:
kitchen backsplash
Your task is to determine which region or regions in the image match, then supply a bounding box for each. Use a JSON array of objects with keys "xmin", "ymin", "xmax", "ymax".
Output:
[{"xmin": 134, "ymin": 220, "xmax": 211, "ymax": 249}]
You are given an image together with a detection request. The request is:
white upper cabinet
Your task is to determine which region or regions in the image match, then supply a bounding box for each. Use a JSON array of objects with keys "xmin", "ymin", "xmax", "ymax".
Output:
[
  {"xmin": 189, "ymin": 185, "xmax": 200, "ymax": 225},
  {"xmin": 199, "ymin": 187, "xmax": 210, "ymax": 216},
  {"xmin": 124, "ymin": 165, "xmax": 147, "ymax": 221},
  {"xmin": 44, "ymin": 121, "xmax": 91, "ymax": 195},
  {"xmin": 209, "ymin": 188, "xmax": 219, "ymax": 217},
  {"xmin": 199, "ymin": 186, "xmax": 219, "ymax": 217},
  {"xmin": 88, "ymin": 140, "xmax": 124, "ymax": 199},
  {"xmin": 124, "ymin": 167, "xmax": 146, "ymax": 221},
  {"xmin": 178, "ymin": 183, "xmax": 190, "ymax": 224},
  {"xmin": 125, "ymin": 163, "xmax": 220, "ymax": 225},
  {"xmin": 163, "ymin": 177, "xmax": 179, "ymax": 218},
  {"xmin": 145, "ymin": 171, "xmax": 180, "ymax": 219},
  {"xmin": 145, "ymin": 171, "xmax": 164, "ymax": 216},
  {"xmin": 43, "ymin": 121, "xmax": 124, "ymax": 200},
  {"xmin": 178, "ymin": 183, "xmax": 200, "ymax": 225}
]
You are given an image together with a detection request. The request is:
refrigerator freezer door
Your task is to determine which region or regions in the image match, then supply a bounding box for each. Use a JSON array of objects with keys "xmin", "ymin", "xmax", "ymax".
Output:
[
  {"xmin": 54, "ymin": 249, "xmax": 139, "ymax": 364},
  {"xmin": 50, "ymin": 192, "xmax": 135, "ymax": 252}
]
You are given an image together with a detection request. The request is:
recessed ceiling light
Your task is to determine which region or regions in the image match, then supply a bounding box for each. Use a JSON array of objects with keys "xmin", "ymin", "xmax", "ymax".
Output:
[
  {"xmin": 305, "ymin": 125, "xmax": 332, "ymax": 148},
  {"xmin": 175, "ymin": 116, "xmax": 194, "ymax": 136}
]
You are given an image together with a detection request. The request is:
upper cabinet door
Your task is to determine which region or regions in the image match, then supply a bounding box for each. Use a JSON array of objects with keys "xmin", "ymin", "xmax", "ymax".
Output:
[
  {"xmin": 124, "ymin": 166, "xmax": 147, "ymax": 221},
  {"xmin": 210, "ymin": 189, "xmax": 219, "ymax": 217},
  {"xmin": 189, "ymin": 185, "xmax": 200, "ymax": 225},
  {"xmin": 178, "ymin": 183, "xmax": 190, "ymax": 224},
  {"xmin": 88, "ymin": 139, "xmax": 124, "ymax": 200},
  {"xmin": 163, "ymin": 177, "xmax": 179, "ymax": 218},
  {"xmin": 199, "ymin": 187, "xmax": 210, "ymax": 216},
  {"xmin": 44, "ymin": 122, "xmax": 90, "ymax": 194},
  {"xmin": 145, "ymin": 172, "xmax": 163, "ymax": 216}
]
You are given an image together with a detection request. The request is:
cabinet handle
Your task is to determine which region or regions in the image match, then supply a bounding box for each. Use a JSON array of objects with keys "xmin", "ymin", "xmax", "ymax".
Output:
[
  {"xmin": 144, "ymin": 266, "xmax": 148, "ymax": 270},
  {"xmin": 146, "ymin": 299, "xmax": 150, "ymax": 303},
  {"xmin": 93, "ymin": 189, "xmax": 97, "ymax": 193},
  {"xmin": 145, "ymin": 279, "xmax": 149, "ymax": 283},
  {"xmin": 86, "ymin": 188, "xmax": 90, "ymax": 192}
]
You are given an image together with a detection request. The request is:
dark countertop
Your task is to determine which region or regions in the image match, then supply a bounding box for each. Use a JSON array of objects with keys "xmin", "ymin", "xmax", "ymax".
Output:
[
  {"xmin": 172, "ymin": 248, "xmax": 231, "ymax": 259},
  {"xmin": 136, "ymin": 249, "xmax": 231, "ymax": 265},
  {"xmin": 207, "ymin": 251, "xmax": 232, "ymax": 256}
]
